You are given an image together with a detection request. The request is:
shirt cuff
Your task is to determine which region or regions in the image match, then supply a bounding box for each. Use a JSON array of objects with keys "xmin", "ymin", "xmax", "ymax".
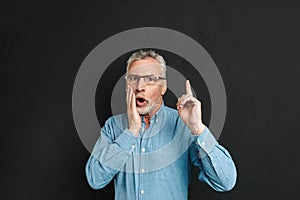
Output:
[
  {"xmin": 113, "ymin": 129, "xmax": 138, "ymax": 153},
  {"xmin": 196, "ymin": 127, "xmax": 217, "ymax": 154}
]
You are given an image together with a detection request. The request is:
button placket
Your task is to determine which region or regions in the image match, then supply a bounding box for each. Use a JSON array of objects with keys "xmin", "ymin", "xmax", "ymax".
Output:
[{"xmin": 138, "ymin": 124, "xmax": 146, "ymax": 198}]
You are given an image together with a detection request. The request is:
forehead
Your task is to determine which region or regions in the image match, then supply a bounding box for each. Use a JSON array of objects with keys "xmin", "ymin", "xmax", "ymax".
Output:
[{"xmin": 128, "ymin": 57, "xmax": 162, "ymax": 75}]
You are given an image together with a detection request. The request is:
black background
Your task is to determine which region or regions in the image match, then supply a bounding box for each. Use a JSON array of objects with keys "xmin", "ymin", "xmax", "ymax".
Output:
[{"xmin": 1, "ymin": 0, "xmax": 300, "ymax": 199}]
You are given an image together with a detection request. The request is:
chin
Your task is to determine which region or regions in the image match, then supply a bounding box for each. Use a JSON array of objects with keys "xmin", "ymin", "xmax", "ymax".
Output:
[
  {"xmin": 137, "ymin": 104, "xmax": 156, "ymax": 116},
  {"xmin": 137, "ymin": 108, "xmax": 150, "ymax": 115}
]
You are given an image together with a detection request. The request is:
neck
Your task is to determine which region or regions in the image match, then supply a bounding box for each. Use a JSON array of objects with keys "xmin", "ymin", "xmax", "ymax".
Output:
[
  {"xmin": 141, "ymin": 98, "xmax": 163, "ymax": 128},
  {"xmin": 143, "ymin": 115, "xmax": 151, "ymax": 128}
]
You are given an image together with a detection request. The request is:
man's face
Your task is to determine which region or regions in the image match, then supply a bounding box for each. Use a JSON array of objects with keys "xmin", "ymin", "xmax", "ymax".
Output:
[{"xmin": 126, "ymin": 57, "xmax": 167, "ymax": 116}]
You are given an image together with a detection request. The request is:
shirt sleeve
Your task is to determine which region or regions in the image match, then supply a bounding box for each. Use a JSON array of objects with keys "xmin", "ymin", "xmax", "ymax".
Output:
[
  {"xmin": 190, "ymin": 127, "xmax": 237, "ymax": 192},
  {"xmin": 85, "ymin": 118, "xmax": 138, "ymax": 190}
]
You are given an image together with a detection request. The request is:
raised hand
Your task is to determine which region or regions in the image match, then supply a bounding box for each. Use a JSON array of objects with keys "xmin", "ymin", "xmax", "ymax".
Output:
[
  {"xmin": 126, "ymin": 86, "xmax": 142, "ymax": 137},
  {"xmin": 176, "ymin": 80, "xmax": 206, "ymax": 135}
]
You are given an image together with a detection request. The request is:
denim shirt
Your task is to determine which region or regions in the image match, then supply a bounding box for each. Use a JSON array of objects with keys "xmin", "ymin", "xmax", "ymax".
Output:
[{"xmin": 86, "ymin": 103, "xmax": 237, "ymax": 200}]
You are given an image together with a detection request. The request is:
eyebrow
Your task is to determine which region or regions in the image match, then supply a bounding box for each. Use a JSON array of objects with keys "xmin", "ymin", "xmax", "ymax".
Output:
[{"xmin": 126, "ymin": 74, "xmax": 156, "ymax": 76}]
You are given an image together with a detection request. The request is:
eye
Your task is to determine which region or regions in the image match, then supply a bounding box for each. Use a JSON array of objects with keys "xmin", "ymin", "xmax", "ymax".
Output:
[
  {"xmin": 127, "ymin": 75, "xmax": 138, "ymax": 81},
  {"xmin": 132, "ymin": 76, "xmax": 139, "ymax": 81},
  {"xmin": 146, "ymin": 76, "xmax": 156, "ymax": 82}
]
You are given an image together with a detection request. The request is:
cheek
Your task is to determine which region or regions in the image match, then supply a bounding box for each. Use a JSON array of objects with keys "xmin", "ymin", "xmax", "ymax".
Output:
[{"xmin": 150, "ymin": 88, "xmax": 163, "ymax": 100}]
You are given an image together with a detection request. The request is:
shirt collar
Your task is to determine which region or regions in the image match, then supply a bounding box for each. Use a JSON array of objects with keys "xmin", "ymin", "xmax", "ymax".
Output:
[
  {"xmin": 140, "ymin": 101, "xmax": 166, "ymax": 124},
  {"xmin": 150, "ymin": 101, "xmax": 165, "ymax": 123}
]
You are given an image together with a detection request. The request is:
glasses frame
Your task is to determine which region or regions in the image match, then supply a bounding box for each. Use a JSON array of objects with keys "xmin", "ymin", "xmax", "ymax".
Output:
[{"xmin": 125, "ymin": 74, "xmax": 166, "ymax": 85}]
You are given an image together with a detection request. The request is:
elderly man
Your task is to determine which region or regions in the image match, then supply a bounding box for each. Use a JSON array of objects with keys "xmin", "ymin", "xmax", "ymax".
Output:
[{"xmin": 86, "ymin": 50, "xmax": 237, "ymax": 200}]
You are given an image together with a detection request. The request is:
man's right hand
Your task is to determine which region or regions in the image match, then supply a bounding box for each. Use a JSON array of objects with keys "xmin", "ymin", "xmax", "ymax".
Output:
[{"xmin": 126, "ymin": 86, "xmax": 141, "ymax": 137}]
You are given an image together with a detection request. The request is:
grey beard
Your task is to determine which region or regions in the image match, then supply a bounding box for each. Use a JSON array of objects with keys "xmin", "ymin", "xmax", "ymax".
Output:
[{"xmin": 137, "ymin": 99, "xmax": 159, "ymax": 116}]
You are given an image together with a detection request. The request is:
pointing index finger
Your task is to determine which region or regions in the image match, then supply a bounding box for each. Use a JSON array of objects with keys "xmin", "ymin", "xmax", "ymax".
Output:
[{"xmin": 186, "ymin": 80, "xmax": 193, "ymax": 96}]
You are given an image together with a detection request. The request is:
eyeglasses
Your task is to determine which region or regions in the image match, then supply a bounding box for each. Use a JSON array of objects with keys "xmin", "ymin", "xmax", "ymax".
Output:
[{"xmin": 125, "ymin": 74, "xmax": 166, "ymax": 85}]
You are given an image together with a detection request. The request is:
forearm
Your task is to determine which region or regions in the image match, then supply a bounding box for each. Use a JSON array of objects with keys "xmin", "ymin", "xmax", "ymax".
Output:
[
  {"xmin": 193, "ymin": 128, "xmax": 237, "ymax": 191},
  {"xmin": 85, "ymin": 129, "xmax": 138, "ymax": 189}
]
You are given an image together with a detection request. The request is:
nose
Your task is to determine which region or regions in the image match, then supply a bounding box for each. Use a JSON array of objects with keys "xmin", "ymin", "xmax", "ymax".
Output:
[{"xmin": 135, "ymin": 78, "xmax": 146, "ymax": 92}]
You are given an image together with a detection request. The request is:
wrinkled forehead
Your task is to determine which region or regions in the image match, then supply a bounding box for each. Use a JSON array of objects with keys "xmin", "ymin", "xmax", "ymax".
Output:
[{"xmin": 127, "ymin": 64, "xmax": 163, "ymax": 76}]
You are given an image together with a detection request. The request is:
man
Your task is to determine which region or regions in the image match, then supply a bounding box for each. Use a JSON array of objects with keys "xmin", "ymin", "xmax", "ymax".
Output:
[{"xmin": 86, "ymin": 50, "xmax": 237, "ymax": 200}]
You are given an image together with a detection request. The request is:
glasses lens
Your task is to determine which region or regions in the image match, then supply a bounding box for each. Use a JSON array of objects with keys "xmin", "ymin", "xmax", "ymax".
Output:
[
  {"xmin": 126, "ymin": 75, "xmax": 162, "ymax": 84},
  {"xmin": 126, "ymin": 75, "xmax": 137, "ymax": 83},
  {"xmin": 144, "ymin": 76, "xmax": 157, "ymax": 84}
]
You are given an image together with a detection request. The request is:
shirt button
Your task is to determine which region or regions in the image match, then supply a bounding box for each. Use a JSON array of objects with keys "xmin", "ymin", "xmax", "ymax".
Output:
[
  {"xmin": 201, "ymin": 141, "xmax": 206, "ymax": 146},
  {"xmin": 156, "ymin": 119, "xmax": 159, "ymax": 122},
  {"xmin": 131, "ymin": 145, "xmax": 135, "ymax": 149},
  {"xmin": 141, "ymin": 148, "xmax": 145, "ymax": 152},
  {"xmin": 140, "ymin": 190, "xmax": 144, "ymax": 194},
  {"xmin": 141, "ymin": 168, "xmax": 145, "ymax": 173}
]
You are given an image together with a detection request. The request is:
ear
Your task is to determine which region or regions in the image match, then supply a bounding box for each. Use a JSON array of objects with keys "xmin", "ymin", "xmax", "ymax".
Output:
[{"xmin": 161, "ymin": 83, "xmax": 167, "ymax": 95}]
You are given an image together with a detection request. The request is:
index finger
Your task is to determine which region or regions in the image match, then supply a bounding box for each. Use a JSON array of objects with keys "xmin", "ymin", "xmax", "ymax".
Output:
[
  {"xmin": 126, "ymin": 85, "xmax": 131, "ymax": 104},
  {"xmin": 186, "ymin": 80, "xmax": 193, "ymax": 96}
]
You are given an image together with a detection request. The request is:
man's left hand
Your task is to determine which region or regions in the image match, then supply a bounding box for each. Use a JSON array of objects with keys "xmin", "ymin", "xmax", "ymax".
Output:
[{"xmin": 177, "ymin": 80, "xmax": 206, "ymax": 135}]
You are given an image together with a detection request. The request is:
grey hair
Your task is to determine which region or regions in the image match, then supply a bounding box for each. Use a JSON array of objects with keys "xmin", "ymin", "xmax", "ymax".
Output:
[{"xmin": 126, "ymin": 49, "xmax": 167, "ymax": 77}]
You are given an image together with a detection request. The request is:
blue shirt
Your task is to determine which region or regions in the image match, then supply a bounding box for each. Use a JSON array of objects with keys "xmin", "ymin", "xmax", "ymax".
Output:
[{"xmin": 86, "ymin": 103, "xmax": 237, "ymax": 200}]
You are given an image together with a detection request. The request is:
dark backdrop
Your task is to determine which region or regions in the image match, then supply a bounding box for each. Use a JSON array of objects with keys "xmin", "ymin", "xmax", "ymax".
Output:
[{"xmin": 1, "ymin": 0, "xmax": 300, "ymax": 199}]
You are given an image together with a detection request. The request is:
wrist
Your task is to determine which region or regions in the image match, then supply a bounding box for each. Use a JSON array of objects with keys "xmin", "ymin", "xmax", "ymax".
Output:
[
  {"xmin": 129, "ymin": 126, "xmax": 140, "ymax": 137},
  {"xmin": 191, "ymin": 123, "xmax": 206, "ymax": 135}
]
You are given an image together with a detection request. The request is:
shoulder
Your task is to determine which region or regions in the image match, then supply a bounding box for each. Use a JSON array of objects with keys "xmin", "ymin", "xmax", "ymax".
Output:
[
  {"xmin": 101, "ymin": 113, "xmax": 128, "ymax": 140},
  {"xmin": 105, "ymin": 113, "xmax": 128, "ymax": 128},
  {"xmin": 161, "ymin": 105, "xmax": 183, "ymax": 126},
  {"xmin": 163, "ymin": 105, "xmax": 179, "ymax": 117},
  {"xmin": 162, "ymin": 105, "xmax": 187, "ymax": 128}
]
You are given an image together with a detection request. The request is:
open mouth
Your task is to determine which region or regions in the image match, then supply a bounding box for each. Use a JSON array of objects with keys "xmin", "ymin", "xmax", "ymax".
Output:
[{"xmin": 136, "ymin": 97, "xmax": 148, "ymax": 107}]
